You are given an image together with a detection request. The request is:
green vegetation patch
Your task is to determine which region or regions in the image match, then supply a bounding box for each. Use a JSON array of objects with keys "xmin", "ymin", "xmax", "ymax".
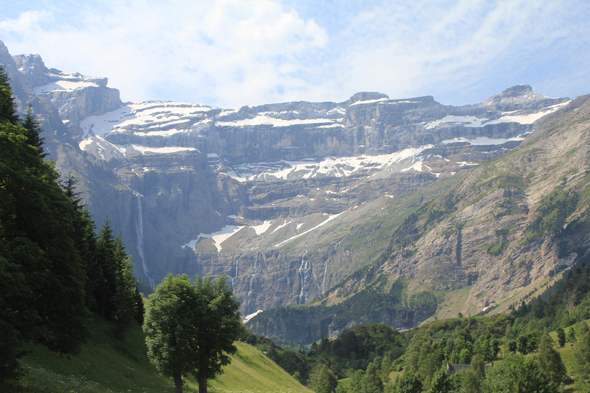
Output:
[{"xmin": 526, "ymin": 188, "xmax": 579, "ymax": 242}]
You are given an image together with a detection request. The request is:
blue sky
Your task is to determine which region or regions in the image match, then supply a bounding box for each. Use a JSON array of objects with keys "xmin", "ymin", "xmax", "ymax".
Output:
[{"xmin": 1, "ymin": 0, "xmax": 589, "ymax": 108}]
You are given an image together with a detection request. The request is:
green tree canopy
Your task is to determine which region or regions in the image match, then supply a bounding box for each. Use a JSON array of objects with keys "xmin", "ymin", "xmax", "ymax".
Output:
[
  {"xmin": 427, "ymin": 368, "xmax": 450, "ymax": 393},
  {"xmin": 310, "ymin": 364, "xmax": 338, "ymax": 393},
  {"xmin": 572, "ymin": 329, "xmax": 590, "ymax": 393},
  {"xmin": 557, "ymin": 327, "xmax": 566, "ymax": 348},
  {"xmin": 0, "ymin": 68, "xmax": 91, "ymax": 389},
  {"xmin": 362, "ymin": 362, "xmax": 383, "ymax": 393},
  {"xmin": 537, "ymin": 334, "xmax": 568, "ymax": 389},
  {"xmin": 481, "ymin": 353, "xmax": 552, "ymax": 393},
  {"xmin": 392, "ymin": 371, "xmax": 422, "ymax": 393},
  {"xmin": 144, "ymin": 273, "xmax": 243, "ymax": 393}
]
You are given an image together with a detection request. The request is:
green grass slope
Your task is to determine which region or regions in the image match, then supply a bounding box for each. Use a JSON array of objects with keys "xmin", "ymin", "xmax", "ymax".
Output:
[
  {"xmin": 14, "ymin": 317, "xmax": 310, "ymax": 393},
  {"xmin": 206, "ymin": 342, "xmax": 311, "ymax": 393}
]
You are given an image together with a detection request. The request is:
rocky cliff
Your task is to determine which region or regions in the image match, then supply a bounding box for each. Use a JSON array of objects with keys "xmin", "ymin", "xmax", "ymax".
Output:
[{"xmin": 249, "ymin": 93, "xmax": 590, "ymax": 343}]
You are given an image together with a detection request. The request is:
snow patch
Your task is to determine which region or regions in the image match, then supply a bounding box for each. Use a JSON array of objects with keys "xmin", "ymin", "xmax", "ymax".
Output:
[
  {"xmin": 486, "ymin": 101, "xmax": 570, "ymax": 125},
  {"xmin": 181, "ymin": 225, "xmax": 243, "ymax": 252},
  {"xmin": 34, "ymin": 80, "xmax": 100, "ymax": 95},
  {"xmin": 217, "ymin": 114, "xmax": 338, "ymax": 127},
  {"xmin": 349, "ymin": 97, "xmax": 389, "ymax": 106},
  {"xmin": 243, "ymin": 309, "xmax": 264, "ymax": 323},
  {"xmin": 401, "ymin": 161, "xmax": 423, "ymax": 172},
  {"xmin": 251, "ymin": 221, "xmax": 273, "ymax": 236},
  {"xmin": 229, "ymin": 145, "xmax": 433, "ymax": 182},
  {"xmin": 131, "ymin": 145, "xmax": 198, "ymax": 154},
  {"xmin": 277, "ymin": 212, "xmax": 344, "ymax": 247},
  {"xmin": 441, "ymin": 136, "xmax": 524, "ymax": 146},
  {"xmin": 425, "ymin": 115, "xmax": 489, "ymax": 129}
]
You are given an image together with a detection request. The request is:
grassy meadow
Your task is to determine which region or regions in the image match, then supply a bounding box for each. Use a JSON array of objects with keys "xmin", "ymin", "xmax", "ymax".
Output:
[{"xmin": 12, "ymin": 317, "xmax": 310, "ymax": 393}]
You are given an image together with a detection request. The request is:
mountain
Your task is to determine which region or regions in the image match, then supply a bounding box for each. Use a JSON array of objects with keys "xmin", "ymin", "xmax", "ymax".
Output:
[
  {"xmin": 1, "ymin": 41, "xmax": 580, "ymax": 338},
  {"xmin": 248, "ymin": 93, "xmax": 590, "ymax": 343}
]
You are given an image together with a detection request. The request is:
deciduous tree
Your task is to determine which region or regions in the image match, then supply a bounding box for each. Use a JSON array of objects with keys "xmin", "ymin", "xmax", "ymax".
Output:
[{"xmin": 144, "ymin": 274, "xmax": 242, "ymax": 393}]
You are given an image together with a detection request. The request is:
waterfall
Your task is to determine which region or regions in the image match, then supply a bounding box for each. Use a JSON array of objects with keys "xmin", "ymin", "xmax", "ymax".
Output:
[
  {"xmin": 135, "ymin": 195, "xmax": 153, "ymax": 287},
  {"xmin": 298, "ymin": 250, "xmax": 309, "ymax": 304},
  {"xmin": 321, "ymin": 260, "xmax": 329, "ymax": 294},
  {"xmin": 246, "ymin": 252, "xmax": 260, "ymax": 314}
]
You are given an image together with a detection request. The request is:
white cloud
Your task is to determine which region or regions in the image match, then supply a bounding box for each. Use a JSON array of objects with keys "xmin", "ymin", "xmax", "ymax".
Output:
[
  {"xmin": 0, "ymin": 0, "xmax": 588, "ymax": 107},
  {"xmin": 0, "ymin": 0, "xmax": 328, "ymax": 107}
]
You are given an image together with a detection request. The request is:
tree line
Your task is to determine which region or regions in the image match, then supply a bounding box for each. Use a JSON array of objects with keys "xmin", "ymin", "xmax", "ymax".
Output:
[
  {"xmin": 250, "ymin": 260, "xmax": 590, "ymax": 393},
  {"xmin": 0, "ymin": 67, "xmax": 143, "ymax": 390}
]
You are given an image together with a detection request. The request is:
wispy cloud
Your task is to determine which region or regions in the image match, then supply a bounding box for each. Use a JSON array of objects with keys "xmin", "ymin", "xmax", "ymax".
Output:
[{"xmin": 0, "ymin": 0, "xmax": 588, "ymax": 107}]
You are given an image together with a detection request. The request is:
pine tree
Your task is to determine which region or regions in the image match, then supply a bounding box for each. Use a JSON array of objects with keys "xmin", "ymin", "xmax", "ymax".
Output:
[
  {"xmin": 567, "ymin": 326, "xmax": 576, "ymax": 346},
  {"xmin": 557, "ymin": 327, "xmax": 566, "ymax": 348},
  {"xmin": 21, "ymin": 104, "xmax": 45, "ymax": 156},
  {"xmin": 0, "ymin": 66, "xmax": 18, "ymax": 124},
  {"xmin": 112, "ymin": 237, "xmax": 137, "ymax": 338},
  {"xmin": 310, "ymin": 364, "xmax": 338, "ymax": 393},
  {"xmin": 537, "ymin": 335, "xmax": 568, "ymax": 389},
  {"xmin": 572, "ymin": 330, "xmax": 590, "ymax": 392},
  {"xmin": 96, "ymin": 220, "xmax": 118, "ymax": 318},
  {"xmin": 0, "ymin": 68, "xmax": 90, "ymax": 388},
  {"xmin": 134, "ymin": 287, "xmax": 145, "ymax": 325},
  {"xmin": 60, "ymin": 174, "xmax": 99, "ymax": 312}
]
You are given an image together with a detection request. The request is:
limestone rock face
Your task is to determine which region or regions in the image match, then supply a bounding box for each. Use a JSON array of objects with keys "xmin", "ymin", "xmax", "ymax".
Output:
[
  {"xmin": 3, "ymin": 39, "xmax": 584, "ymax": 344},
  {"xmin": 13, "ymin": 52, "xmax": 123, "ymax": 138},
  {"xmin": 13, "ymin": 54, "xmax": 53, "ymax": 87}
]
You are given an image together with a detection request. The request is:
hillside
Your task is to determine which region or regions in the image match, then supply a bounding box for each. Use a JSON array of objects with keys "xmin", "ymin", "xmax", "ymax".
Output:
[
  {"xmin": 15, "ymin": 318, "xmax": 310, "ymax": 393},
  {"xmin": 248, "ymin": 94, "xmax": 590, "ymax": 343}
]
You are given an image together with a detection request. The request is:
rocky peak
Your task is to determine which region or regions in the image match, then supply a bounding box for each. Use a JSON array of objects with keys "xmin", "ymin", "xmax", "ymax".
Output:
[
  {"xmin": 14, "ymin": 54, "xmax": 52, "ymax": 87},
  {"xmin": 0, "ymin": 40, "xmax": 18, "ymax": 81},
  {"xmin": 477, "ymin": 84, "xmax": 568, "ymax": 112},
  {"xmin": 349, "ymin": 91, "xmax": 389, "ymax": 104},
  {"xmin": 501, "ymin": 84, "xmax": 533, "ymax": 98}
]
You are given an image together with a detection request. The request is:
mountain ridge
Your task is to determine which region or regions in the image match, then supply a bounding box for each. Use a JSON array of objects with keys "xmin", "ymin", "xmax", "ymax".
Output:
[{"xmin": 2, "ymin": 40, "xmax": 584, "ymax": 342}]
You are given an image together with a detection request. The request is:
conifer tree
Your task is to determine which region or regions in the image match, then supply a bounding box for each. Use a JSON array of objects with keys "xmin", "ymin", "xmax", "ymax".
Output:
[
  {"xmin": 567, "ymin": 326, "xmax": 576, "ymax": 345},
  {"xmin": 310, "ymin": 364, "xmax": 338, "ymax": 393},
  {"xmin": 537, "ymin": 335, "xmax": 568, "ymax": 389},
  {"xmin": 21, "ymin": 104, "xmax": 45, "ymax": 156},
  {"xmin": 0, "ymin": 66, "xmax": 18, "ymax": 124},
  {"xmin": 96, "ymin": 220, "xmax": 118, "ymax": 317},
  {"xmin": 112, "ymin": 237, "xmax": 138, "ymax": 338},
  {"xmin": 134, "ymin": 287, "xmax": 145, "ymax": 325},
  {"xmin": 557, "ymin": 327, "xmax": 566, "ymax": 348},
  {"xmin": 572, "ymin": 330, "xmax": 590, "ymax": 392},
  {"xmin": 0, "ymin": 68, "xmax": 90, "ymax": 388}
]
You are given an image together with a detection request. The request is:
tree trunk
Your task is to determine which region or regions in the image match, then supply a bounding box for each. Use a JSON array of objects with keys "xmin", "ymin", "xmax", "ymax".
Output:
[
  {"xmin": 199, "ymin": 373, "xmax": 208, "ymax": 393},
  {"xmin": 173, "ymin": 372, "xmax": 183, "ymax": 393}
]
